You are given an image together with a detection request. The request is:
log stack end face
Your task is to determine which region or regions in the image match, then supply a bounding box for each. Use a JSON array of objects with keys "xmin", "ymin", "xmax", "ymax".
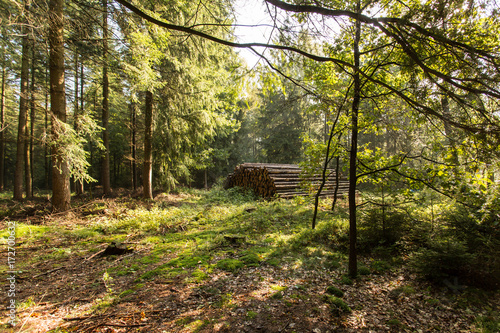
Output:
[{"xmin": 224, "ymin": 163, "xmax": 349, "ymax": 199}]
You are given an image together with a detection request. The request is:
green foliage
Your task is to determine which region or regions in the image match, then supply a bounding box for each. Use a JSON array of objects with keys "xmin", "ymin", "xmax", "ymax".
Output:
[
  {"xmin": 370, "ymin": 260, "xmax": 392, "ymax": 274},
  {"xmin": 358, "ymin": 203, "xmax": 414, "ymax": 251},
  {"xmin": 474, "ymin": 315, "xmax": 499, "ymax": 333},
  {"xmin": 358, "ymin": 266, "xmax": 371, "ymax": 275},
  {"xmin": 410, "ymin": 239, "xmax": 475, "ymax": 282},
  {"xmin": 270, "ymin": 291, "xmax": 284, "ymax": 300},
  {"xmin": 47, "ymin": 116, "xmax": 101, "ymax": 184},
  {"xmin": 339, "ymin": 275, "xmax": 353, "ymax": 285},
  {"xmin": 246, "ymin": 310, "xmax": 258, "ymax": 319}
]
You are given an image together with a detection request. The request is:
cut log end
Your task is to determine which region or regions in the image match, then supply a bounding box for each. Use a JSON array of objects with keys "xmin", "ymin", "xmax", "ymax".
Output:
[{"xmin": 224, "ymin": 163, "xmax": 349, "ymax": 199}]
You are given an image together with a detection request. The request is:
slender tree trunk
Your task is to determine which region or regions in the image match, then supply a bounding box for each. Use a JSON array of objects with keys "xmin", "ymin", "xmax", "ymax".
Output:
[
  {"xmin": 0, "ymin": 58, "xmax": 6, "ymax": 192},
  {"xmin": 71, "ymin": 50, "xmax": 78, "ymax": 193},
  {"xmin": 101, "ymin": 0, "xmax": 111, "ymax": 196},
  {"xmin": 25, "ymin": 42, "xmax": 35, "ymax": 199},
  {"xmin": 332, "ymin": 155, "xmax": 340, "ymax": 211},
  {"xmin": 14, "ymin": 0, "xmax": 31, "ymax": 200},
  {"xmin": 44, "ymin": 66, "xmax": 50, "ymax": 190},
  {"xmin": 49, "ymin": 0, "xmax": 71, "ymax": 211},
  {"xmin": 130, "ymin": 102, "xmax": 137, "ymax": 190},
  {"xmin": 78, "ymin": 61, "xmax": 85, "ymax": 193},
  {"xmin": 348, "ymin": 2, "xmax": 361, "ymax": 278},
  {"xmin": 73, "ymin": 50, "xmax": 84, "ymax": 195},
  {"xmin": 30, "ymin": 49, "xmax": 35, "ymax": 196},
  {"xmin": 143, "ymin": 91, "xmax": 153, "ymax": 199}
]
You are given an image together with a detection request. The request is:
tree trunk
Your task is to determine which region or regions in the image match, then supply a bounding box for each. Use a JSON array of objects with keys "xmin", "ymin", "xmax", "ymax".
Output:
[
  {"xmin": 44, "ymin": 66, "xmax": 50, "ymax": 190},
  {"xmin": 130, "ymin": 101, "xmax": 137, "ymax": 190},
  {"xmin": 73, "ymin": 50, "xmax": 84, "ymax": 195},
  {"xmin": 0, "ymin": 57, "xmax": 6, "ymax": 192},
  {"xmin": 49, "ymin": 0, "xmax": 71, "ymax": 211},
  {"xmin": 101, "ymin": 0, "xmax": 111, "ymax": 196},
  {"xmin": 143, "ymin": 91, "xmax": 153, "ymax": 199},
  {"xmin": 25, "ymin": 42, "xmax": 35, "ymax": 199},
  {"xmin": 348, "ymin": 2, "xmax": 361, "ymax": 278},
  {"xmin": 14, "ymin": 0, "xmax": 30, "ymax": 200},
  {"xmin": 30, "ymin": 47, "xmax": 35, "ymax": 196},
  {"xmin": 78, "ymin": 61, "xmax": 85, "ymax": 193}
]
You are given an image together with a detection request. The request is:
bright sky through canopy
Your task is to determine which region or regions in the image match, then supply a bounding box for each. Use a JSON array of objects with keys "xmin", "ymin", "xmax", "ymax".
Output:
[{"xmin": 233, "ymin": 0, "xmax": 275, "ymax": 67}]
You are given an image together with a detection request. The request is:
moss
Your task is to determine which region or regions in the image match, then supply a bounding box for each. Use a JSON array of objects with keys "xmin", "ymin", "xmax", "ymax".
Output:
[
  {"xmin": 326, "ymin": 286, "xmax": 344, "ymax": 298},
  {"xmin": 216, "ymin": 259, "xmax": 244, "ymax": 272},
  {"xmin": 270, "ymin": 291, "xmax": 283, "ymax": 299},
  {"xmin": 190, "ymin": 269, "xmax": 209, "ymax": 283},
  {"xmin": 323, "ymin": 295, "xmax": 351, "ymax": 316},
  {"xmin": 240, "ymin": 253, "xmax": 261, "ymax": 266}
]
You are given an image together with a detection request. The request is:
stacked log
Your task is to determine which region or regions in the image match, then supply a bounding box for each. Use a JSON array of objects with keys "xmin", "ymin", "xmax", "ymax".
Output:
[{"xmin": 224, "ymin": 163, "xmax": 349, "ymax": 199}]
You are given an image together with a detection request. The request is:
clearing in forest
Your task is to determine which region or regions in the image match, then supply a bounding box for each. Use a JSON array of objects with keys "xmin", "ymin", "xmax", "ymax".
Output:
[{"xmin": 0, "ymin": 188, "xmax": 498, "ymax": 332}]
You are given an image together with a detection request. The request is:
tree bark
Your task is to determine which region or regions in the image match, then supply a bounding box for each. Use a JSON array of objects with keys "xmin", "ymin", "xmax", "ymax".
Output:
[
  {"xmin": 14, "ymin": 0, "xmax": 31, "ymax": 200},
  {"xmin": 73, "ymin": 50, "xmax": 84, "ymax": 194},
  {"xmin": 101, "ymin": 0, "xmax": 111, "ymax": 196},
  {"xmin": 130, "ymin": 101, "xmax": 137, "ymax": 190},
  {"xmin": 0, "ymin": 55, "xmax": 6, "ymax": 192},
  {"xmin": 44, "ymin": 66, "xmax": 50, "ymax": 190},
  {"xmin": 143, "ymin": 91, "xmax": 153, "ymax": 199},
  {"xmin": 348, "ymin": 1, "xmax": 361, "ymax": 278},
  {"xmin": 49, "ymin": 0, "xmax": 71, "ymax": 211},
  {"xmin": 79, "ymin": 61, "xmax": 85, "ymax": 192},
  {"xmin": 25, "ymin": 41, "xmax": 35, "ymax": 198}
]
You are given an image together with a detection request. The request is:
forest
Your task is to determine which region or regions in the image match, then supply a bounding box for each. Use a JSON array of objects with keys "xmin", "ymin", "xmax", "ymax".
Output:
[{"xmin": 0, "ymin": 0, "xmax": 499, "ymax": 331}]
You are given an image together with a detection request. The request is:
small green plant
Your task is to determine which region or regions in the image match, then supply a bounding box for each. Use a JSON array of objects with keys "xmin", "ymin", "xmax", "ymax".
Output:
[
  {"xmin": 325, "ymin": 259, "xmax": 341, "ymax": 270},
  {"xmin": 270, "ymin": 291, "xmax": 283, "ymax": 299},
  {"xmin": 271, "ymin": 285, "xmax": 288, "ymax": 292},
  {"xmin": 17, "ymin": 296, "xmax": 35, "ymax": 310},
  {"xmin": 176, "ymin": 316, "xmax": 193, "ymax": 326},
  {"xmin": 358, "ymin": 266, "xmax": 371, "ymax": 275},
  {"xmin": 215, "ymin": 293, "xmax": 234, "ymax": 308},
  {"xmin": 246, "ymin": 310, "xmax": 258, "ymax": 319},
  {"xmin": 326, "ymin": 286, "xmax": 344, "ymax": 298},
  {"xmin": 474, "ymin": 314, "xmax": 499, "ymax": 333},
  {"xmin": 370, "ymin": 260, "xmax": 391, "ymax": 274},
  {"xmin": 387, "ymin": 318, "xmax": 402, "ymax": 327},
  {"xmin": 266, "ymin": 258, "xmax": 280, "ymax": 266},
  {"xmin": 118, "ymin": 289, "xmax": 135, "ymax": 298},
  {"xmin": 339, "ymin": 275, "xmax": 353, "ymax": 285}
]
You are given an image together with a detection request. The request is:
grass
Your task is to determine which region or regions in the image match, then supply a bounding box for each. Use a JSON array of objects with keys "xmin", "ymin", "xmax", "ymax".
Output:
[{"xmin": 1, "ymin": 187, "xmax": 498, "ymax": 332}]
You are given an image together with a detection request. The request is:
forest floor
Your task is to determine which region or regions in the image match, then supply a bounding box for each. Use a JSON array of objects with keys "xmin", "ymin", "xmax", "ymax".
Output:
[{"xmin": 0, "ymin": 187, "xmax": 498, "ymax": 333}]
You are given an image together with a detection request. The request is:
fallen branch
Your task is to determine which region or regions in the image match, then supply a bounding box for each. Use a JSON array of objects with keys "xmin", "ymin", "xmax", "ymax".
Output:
[
  {"xmin": 32, "ymin": 266, "xmax": 65, "ymax": 279},
  {"xmin": 99, "ymin": 323, "xmax": 148, "ymax": 328}
]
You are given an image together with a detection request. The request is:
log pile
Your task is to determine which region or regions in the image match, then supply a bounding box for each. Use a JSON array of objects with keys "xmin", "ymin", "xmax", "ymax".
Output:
[{"xmin": 224, "ymin": 163, "xmax": 349, "ymax": 199}]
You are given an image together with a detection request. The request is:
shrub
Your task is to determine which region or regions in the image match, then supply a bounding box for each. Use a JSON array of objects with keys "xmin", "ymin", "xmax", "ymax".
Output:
[
  {"xmin": 358, "ymin": 206, "xmax": 415, "ymax": 253},
  {"xmin": 410, "ymin": 239, "xmax": 475, "ymax": 283}
]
